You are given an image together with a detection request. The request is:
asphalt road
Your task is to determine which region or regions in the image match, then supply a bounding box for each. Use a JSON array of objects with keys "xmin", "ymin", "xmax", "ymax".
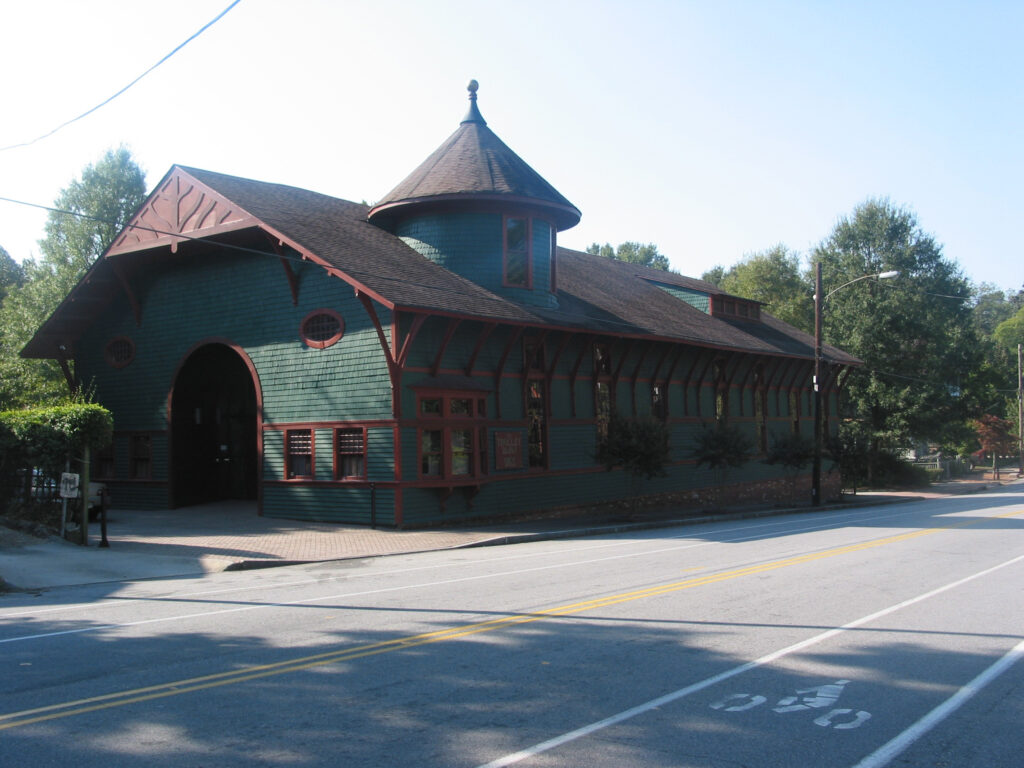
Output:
[{"xmin": 2, "ymin": 489, "xmax": 1022, "ymax": 767}]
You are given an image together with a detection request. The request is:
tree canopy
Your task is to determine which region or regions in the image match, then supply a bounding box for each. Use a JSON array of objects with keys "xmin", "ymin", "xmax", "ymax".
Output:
[
  {"xmin": 587, "ymin": 241, "xmax": 670, "ymax": 271},
  {"xmin": 0, "ymin": 147, "xmax": 147, "ymax": 409},
  {"xmin": 701, "ymin": 244, "xmax": 812, "ymax": 332},
  {"xmin": 812, "ymin": 198, "xmax": 977, "ymax": 453}
]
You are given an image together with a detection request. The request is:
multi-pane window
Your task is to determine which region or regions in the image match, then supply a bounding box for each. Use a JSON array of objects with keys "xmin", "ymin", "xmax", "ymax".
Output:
[
  {"xmin": 418, "ymin": 393, "xmax": 487, "ymax": 478},
  {"xmin": 504, "ymin": 217, "xmax": 530, "ymax": 287},
  {"xmin": 286, "ymin": 429, "xmax": 313, "ymax": 479},
  {"xmin": 300, "ymin": 309, "xmax": 344, "ymax": 349},
  {"xmin": 335, "ymin": 428, "xmax": 365, "ymax": 479},
  {"xmin": 130, "ymin": 434, "xmax": 151, "ymax": 479}
]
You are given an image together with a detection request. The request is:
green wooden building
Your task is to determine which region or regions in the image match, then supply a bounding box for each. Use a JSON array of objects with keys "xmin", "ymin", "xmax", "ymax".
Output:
[{"xmin": 23, "ymin": 83, "xmax": 857, "ymax": 527}]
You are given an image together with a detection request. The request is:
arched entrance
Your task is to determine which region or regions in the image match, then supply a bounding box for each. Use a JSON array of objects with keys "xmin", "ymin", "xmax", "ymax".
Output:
[{"xmin": 170, "ymin": 344, "xmax": 259, "ymax": 507}]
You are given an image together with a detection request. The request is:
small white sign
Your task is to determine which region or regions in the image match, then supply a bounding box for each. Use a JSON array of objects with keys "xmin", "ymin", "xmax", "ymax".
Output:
[{"xmin": 60, "ymin": 472, "xmax": 80, "ymax": 499}]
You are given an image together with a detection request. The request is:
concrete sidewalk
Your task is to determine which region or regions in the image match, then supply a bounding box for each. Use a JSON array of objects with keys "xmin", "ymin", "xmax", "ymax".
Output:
[{"xmin": 2, "ymin": 476, "xmax": 1020, "ymax": 592}]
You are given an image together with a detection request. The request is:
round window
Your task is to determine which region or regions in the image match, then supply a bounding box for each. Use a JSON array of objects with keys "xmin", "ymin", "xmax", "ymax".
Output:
[
  {"xmin": 105, "ymin": 336, "xmax": 135, "ymax": 368},
  {"xmin": 300, "ymin": 310, "xmax": 344, "ymax": 349}
]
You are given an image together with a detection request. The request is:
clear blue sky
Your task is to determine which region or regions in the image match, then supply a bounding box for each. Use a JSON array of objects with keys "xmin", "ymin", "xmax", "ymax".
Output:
[{"xmin": 1, "ymin": 0, "xmax": 1021, "ymax": 293}]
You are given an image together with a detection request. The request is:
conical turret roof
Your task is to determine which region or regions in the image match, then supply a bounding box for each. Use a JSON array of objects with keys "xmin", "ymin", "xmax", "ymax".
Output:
[{"xmin": 368, "ymin": 81, "xmax": 581, "ymax": 231}]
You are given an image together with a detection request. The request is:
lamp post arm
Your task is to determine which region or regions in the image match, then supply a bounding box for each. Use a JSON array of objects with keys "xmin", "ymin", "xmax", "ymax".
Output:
[{"xmin": 821, "ymin": 270, "xmax": 900, "ymax": 303}]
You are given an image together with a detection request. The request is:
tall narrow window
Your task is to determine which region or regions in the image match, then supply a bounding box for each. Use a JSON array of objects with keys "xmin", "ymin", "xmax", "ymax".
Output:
[
  {"xmin": 504, "ymin": 217, "xmax": 530, "ymax": 287},
  {"xmin": 450, "ymin": 430, "xmax": 474, "ymax": 476},
  {"xmin": 790, "ymin": 391, "xmax": 801, "ymax": 435},
  {"xmin": 755, "ymin": 386, "xmax": 767, "ymax": 453},
  {"xmin": 595, "ymin": 381, "xmax": 611, "ymax": 441},
  {"xmin": 335, "ymin": 428, "xmax": 366, "ymax": 479},
  {"xmin": 714, "ymin": 360, "xmax": 729, "ymax": 424},
  {"xmin": 130, "ymin": 434, "xmax": 151, "ymax": 479},
  {"xmin": 421, "ymin": 430, "xmax": 443, "ymax": 476},
  {"xmin": 527, "ymin": 379, "xmax": 547, "ymax": 468},
  {"xmin": 652, "ymin": 383, "xmax": 667, "ymax": 421},
  {"xmin": 286, "ymin": 429, "xmax": 313, "ymax": 479}
]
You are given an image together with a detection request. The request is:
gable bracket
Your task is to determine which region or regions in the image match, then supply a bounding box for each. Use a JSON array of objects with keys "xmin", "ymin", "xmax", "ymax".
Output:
[
  {"xmin": 431, "ymin": 318, "xmax": 463, "ymax": 377},
  {"xmin": 494, "ymin": 326, "xmax": 525, "ymax": 419},
  {"xmin": 109, "ymin": 260, "xmax": 142, "ymax": 327},
  {"xmin": 265, "ymin": 235, "xmax": 299, "ymax": 306},
  {"xmin": 465, "ymin": 322, "xmax": 497, "ymax": 376}
]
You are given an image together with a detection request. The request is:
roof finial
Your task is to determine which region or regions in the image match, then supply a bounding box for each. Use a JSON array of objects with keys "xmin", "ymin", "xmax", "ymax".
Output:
[{"xmin": 461, "ymin": 79, "xmax": 486, "ymax": 125}]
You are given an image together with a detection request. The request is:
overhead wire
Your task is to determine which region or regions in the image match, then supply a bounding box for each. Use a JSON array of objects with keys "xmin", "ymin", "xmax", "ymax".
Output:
[{"xmin": 0, "ymin": 0, "xmax": 242, "ymax": 152}]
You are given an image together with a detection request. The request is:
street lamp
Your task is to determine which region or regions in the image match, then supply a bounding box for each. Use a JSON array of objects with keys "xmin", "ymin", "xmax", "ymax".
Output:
[{"xmin": 812, "ymin": 263, "xmax": 899, "ymax": 506}]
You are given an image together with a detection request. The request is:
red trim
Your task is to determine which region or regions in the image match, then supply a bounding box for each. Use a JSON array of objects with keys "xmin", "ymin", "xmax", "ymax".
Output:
[
  {"xmin": 414, "ymin": 391, "xmax": 488, "ymax": 480},
  {"xmin": 104, "ymin": 336, "xmax": 136, "ymax": 368},
  {"xmin": 285, "ymin": 428, "xmax": 315, "ymax": 479},
  {"xmin": 432, "ymin": 318, "xmax": 463, "ymax": 377},
  {"xmin": 167, "ymin": 339, "xmax": 265, "ymax": 514},
  {"xmin": 494, "ymin": 327, "xmax": 525, "ymax": 418},
  {"xmin": 502, "ymin": 215, "xmax": 533, "ymax": 289},
  {"xmin": 264, "ymin": 419, "xmax": 396, "ymax": 430},
  {"xmin": 300, "ymin": 308, "xmax": 345, "ymax": 349},
  {"xmin": 333, "ymin": 425, "xmax": 368, "ymax": 481},
  {"xmin": 465, "ymin": 322, "xmax": 497, "ymax": 376}
]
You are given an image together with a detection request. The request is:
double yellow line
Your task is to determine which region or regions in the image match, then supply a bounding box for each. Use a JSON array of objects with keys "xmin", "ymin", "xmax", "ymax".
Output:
[{"xmin": 3, "ymin": 510, "xmax": 1019, "ymax": 731}]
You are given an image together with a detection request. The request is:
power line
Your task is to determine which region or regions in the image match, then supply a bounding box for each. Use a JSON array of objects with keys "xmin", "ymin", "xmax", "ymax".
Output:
[
  {"xmin": 0, "ymin": 0, "xmax": 242, "ymax": 152},
  {"xmin": 0, "ymin": 193, "xmax": 310, "ymax": 267}
]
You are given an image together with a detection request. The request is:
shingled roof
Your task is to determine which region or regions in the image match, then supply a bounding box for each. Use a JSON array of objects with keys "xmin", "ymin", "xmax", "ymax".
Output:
[
  {"xmin": 368, "ymin": 81, "xmax": 581, "ymax": 231},
  {"xmin": 22, "ymin": 164, "xmax": 855, "ymax": 368}
]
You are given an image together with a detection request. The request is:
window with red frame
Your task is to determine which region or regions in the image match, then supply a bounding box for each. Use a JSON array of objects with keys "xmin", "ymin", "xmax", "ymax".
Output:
[
  {"xmin": 418, "ymin": 393, "xmax": 487, "ymax": 478},
  {"xmin": 300, "ymin": 309, "xmax": 344, "ymax": 349},
  {"xmin": 504, "ymin": 217, "xmax": 530, "ymax": 287},
  {"xmin": 286, "ymin": 429, "xmax": 313, "ymax": 479},
  {"xmin": 335, "ymin": 428, "xmax": 365, "ymax": 479}
]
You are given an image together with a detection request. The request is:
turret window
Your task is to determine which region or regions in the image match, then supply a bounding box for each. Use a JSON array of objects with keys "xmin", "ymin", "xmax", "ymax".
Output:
[{"xmin": 504, "ymin": 216, "xmax": 531, "ymax": 288}]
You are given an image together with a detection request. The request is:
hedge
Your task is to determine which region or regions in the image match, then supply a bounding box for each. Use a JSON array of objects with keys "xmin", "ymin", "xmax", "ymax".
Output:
[{"xmin": 0, "ymin": 403, "xmax": 113, "ymax": 504}]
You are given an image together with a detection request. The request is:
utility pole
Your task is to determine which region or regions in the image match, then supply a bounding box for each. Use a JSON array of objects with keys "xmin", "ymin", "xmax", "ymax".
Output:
[
  {"xmin": 812, "ymin": 263, "xmax": 823, "ymax": 506},
  {"xmin": 1018, "ymin": 343, "xmax": 1022, "ymax": 477}
]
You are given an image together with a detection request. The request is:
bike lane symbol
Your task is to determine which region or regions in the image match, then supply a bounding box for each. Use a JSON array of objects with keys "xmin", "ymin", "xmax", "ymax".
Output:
[{"xmin": 710, "ymin": 680, "xmax": 871, "ymax": 730}]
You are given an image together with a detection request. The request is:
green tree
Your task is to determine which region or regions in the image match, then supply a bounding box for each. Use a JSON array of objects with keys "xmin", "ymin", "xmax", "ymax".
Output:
[
  {"xmin": 0, "ymin": 246, "xmax": 24, "ymax": 304},
  {"xmin": 813, "ymin": 198, "xmax": 978, "ymax": 460},
  {"xmin": 0, "ymin": 147, "xmax": 146, "ymax": 409},
  {"xmin": 596, "ymin": 414, "xmax": 672, "ymax": 517},
  {"xmin": 587, "ymin": 241, "xmax": 670, "ymax": 271},
  {"xmin": 993, "ymin": 305, "xmax": 1024, "ymax": 352},
  {"xmin": 704, "ymin": 245, "xmax": 812, "ymax": 332},
  {"xmin": 690, "ymin": 421, "xmax": 753, "ymax": 510}
]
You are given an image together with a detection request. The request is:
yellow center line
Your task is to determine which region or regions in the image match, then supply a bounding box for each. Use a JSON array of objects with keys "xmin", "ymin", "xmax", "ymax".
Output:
[{"xmin": 2, "ymin": 508, "xmax": 1021, "ymax": 731}]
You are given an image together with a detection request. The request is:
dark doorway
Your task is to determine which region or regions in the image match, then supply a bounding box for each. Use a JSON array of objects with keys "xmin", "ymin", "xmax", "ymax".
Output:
[{"xmin": 171, "ymin": 344, "xmax": 258, "ymax": 507}]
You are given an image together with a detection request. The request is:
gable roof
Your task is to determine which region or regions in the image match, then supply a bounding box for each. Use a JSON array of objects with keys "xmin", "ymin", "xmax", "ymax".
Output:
[{"xmin": 23, "ymin": 165, "xmax": 855, "ymax": 368}]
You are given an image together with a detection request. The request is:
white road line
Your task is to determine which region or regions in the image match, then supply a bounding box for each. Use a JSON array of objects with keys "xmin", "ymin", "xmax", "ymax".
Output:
[
  {"xmin": 473, "ymin": 553, "xmax": 1024, "ymax": 768},
  {"xmin": 1, "ymin": 506, "xmax": 888, "ymax": 618},
  {"xmin": 851, "ymin": 637, "xmax": 1024, "ymax": 768},
  {"xmin": 0, "ymin": 507, "xmax": 924, "ymax": 642}
]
